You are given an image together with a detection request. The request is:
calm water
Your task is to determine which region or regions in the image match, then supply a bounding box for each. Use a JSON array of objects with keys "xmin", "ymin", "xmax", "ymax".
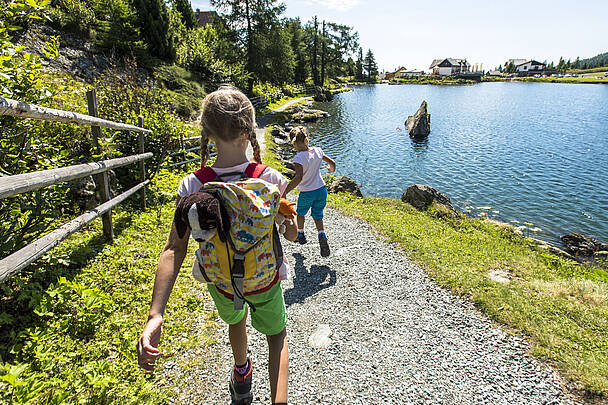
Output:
[{"xmin": 304, "ymin": 82, "xmax": 608, "ymax": 244}]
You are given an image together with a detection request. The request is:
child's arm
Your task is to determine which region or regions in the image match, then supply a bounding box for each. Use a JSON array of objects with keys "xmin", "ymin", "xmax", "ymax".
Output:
[
  {"xmin": 281, "ymin": 163, "xmax": 303, "ymax": 198},
  {"xmin": 322, "ymin": 155, "xmax": 336, "ymax": 173},
  {"xmin": 137, "ymin": 202, "xmax": 190, "ymax": 371}
]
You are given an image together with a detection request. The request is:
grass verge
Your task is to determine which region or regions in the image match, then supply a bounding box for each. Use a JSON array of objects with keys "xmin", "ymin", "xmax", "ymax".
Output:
[
  {"xmin": 327, "ymin": 194, "xmax": 608, "ymax": 399},
  {"xmin": 0, "ymin": 170, "xmax": 215, "ymax": 404}
]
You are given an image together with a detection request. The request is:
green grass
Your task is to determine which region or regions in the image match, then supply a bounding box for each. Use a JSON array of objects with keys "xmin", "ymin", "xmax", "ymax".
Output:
[
  {"xmin": 256, "ymin": 95, "xmax": 311, "ymax": 117},
  {"xmin": 0, "ymin": 170, "xmax": 216, "ymax": 404},
  {"xmin": 327, "ymin": 194, "xmax": 608, "ymax": 399},
  {"xmin": 513, "ymin": 76, "xmax": 608, "ymax": 84}
]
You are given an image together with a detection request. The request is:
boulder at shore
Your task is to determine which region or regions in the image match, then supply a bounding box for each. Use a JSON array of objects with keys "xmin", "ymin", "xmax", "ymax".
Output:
[
  {"xmin": 560, "ymin": 232, "xmax": 608, "ymax": 257},
  {"xmin": 405, "ymin": 101, "xmax": 431, "ymax": 138},
  {"xmin": 313, "ymin": 86, "xmax": 334, "ymax": 102},
  {"xmin": 401, "ymin": 184, "xmax": 454, "ymax": 211},
  {"xmin": 328, "ymin": 176, "xmax": 363, "ymax": 197}
]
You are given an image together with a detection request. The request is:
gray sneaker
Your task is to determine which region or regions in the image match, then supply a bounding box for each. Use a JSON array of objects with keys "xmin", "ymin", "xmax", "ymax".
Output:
[
  {"xmin": 229, "ymin": 360, "xmax": 253, "ymax": 405},
  {"xmin": 319, "ymin": 234, "xmax": 330, "ymax": 257}
]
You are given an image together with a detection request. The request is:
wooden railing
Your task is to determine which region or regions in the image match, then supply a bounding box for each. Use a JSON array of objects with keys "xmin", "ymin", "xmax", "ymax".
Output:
[{"xmin": 0, "ymin": 90, "xmax": 153, "ymax": 283}]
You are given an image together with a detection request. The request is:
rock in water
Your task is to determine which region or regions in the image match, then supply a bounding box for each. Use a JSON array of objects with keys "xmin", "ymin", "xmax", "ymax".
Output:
[
  {"xmin": 560, "ymin": 232, "xmax": 608, "ymax": 257},
  {"xmin": 405, "ymin": 101, "xmax": 431, "ymax": 138},
  {"xmin": 313, "ymin": 86, "xmax": 334, "ymax": 102},
  {"xmin": 328, "ymin": 176, "xmax": 363, "ymax": 197},
  {"xmin": 401, "ymin": 184, "xmax": 454, "ymax": 211}
]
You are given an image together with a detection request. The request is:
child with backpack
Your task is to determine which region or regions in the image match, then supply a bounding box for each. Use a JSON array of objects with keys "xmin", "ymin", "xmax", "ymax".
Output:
[
  {"xmin": 282, "ymin": 126, "xmax": 336, "ymax": 257},
  {"xmin": 137, "ymin": 86, "xmax": 297, "ymax": 405}
]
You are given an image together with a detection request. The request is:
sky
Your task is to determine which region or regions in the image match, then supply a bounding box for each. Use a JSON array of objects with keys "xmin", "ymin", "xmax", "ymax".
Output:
[{"xmin": 190, "ymin": 0, "xmax": 608, "ymax": 72}]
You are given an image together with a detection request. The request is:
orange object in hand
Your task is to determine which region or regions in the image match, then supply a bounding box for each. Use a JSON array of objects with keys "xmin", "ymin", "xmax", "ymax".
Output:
[{"xmin": 278, "ymin": 198, "xmax": 297, "ymax": 219}]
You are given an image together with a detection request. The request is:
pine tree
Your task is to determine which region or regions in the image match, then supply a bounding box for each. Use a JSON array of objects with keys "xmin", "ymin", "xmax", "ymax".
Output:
[
  {"xmin": 133, "ymin": 0, "xmax": 174, "ymax": 59},
  {"xmin": 287, "ymin": 18, "xmax": 308, "ymax": 84},
  {"xmin": 363, "ymin": 49, "xmax": 378, "ymax": 80},
  {"xmin": 173, "ymin": 0, "xmax": 197, "ymax": 29},
  {"xmin": 355, "ymin": 47, "xmax": 363, "ymax": 80}
]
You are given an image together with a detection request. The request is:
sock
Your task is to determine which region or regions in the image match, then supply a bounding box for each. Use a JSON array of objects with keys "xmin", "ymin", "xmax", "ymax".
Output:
[
  {"xmin": 297, "ymin": 229, "xmax": 304, "ymax": 234},
  {"xmin": 318, "ymin": 230, "xmax": 326, "ymax": 238},
  {"xmin": 235, "ymin": 359, "xmax": 250, "ymax": 376}
]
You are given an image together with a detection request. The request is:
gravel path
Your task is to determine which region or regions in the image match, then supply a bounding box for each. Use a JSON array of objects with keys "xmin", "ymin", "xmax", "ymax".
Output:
[{"xmin": 165, "ymin": 207, "xmax": 576, "ymax": 404}]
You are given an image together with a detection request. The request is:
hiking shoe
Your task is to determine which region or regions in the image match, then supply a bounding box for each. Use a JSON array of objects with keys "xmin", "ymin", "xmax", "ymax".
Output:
[
  {"xmin": 229, "ymin": 360, "xmax": 253, "ymax": 405},
  {"xmin": 319, "ymin": 234, "xmax": 330, "ymax": 257},
  {"xmin": 296, "ymin": 232, "xmax": 307, "ymax": 245}
]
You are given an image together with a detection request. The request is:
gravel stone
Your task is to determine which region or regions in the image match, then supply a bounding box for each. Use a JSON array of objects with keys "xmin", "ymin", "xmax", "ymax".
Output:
[{"xmin": 165, "ymin": 207, "xmax": 578, "ymax": 404}]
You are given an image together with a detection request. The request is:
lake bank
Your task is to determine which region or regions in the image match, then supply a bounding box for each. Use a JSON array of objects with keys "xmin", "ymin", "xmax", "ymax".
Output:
[{"xmin": 262, "ymin": 102, "xmax": 608, "ymax": 401}]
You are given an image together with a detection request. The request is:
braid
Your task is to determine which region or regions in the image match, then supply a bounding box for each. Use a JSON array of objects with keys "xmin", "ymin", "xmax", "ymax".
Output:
[
  {"xmin": 200, "ymin": 131, "xmax": 209, "ymax": 168},
  {"xmin": 249, "ymin": 130, "xmax": 262, "ymax": 164}
]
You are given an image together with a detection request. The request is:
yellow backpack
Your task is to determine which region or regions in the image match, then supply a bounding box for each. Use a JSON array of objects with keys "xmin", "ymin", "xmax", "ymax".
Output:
[{"xmin": 191, "ymin": 164, "xmax": 284, "ymax": 311}]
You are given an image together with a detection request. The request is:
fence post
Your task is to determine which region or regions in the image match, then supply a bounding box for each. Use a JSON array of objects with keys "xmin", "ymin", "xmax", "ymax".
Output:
[
  {"xmin": 138, "ymin": 115, "xmax": 146, "ymax": 210},
  {"xmin": 86, "ymin": 88, "xmax": 114, "ymax": 241}
]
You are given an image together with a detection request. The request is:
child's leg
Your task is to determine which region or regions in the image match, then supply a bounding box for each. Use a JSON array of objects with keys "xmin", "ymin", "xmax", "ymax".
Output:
[
  {"xmin": 229, "ymin": 307, "xmax": 249, "ymax": 367},
  {"xmin": 313, "ymin": 218, "xmax": 324, "ymax": 232},
  {"xmin": 296, "ymin": 214, "xmax": 305, "ymax": 230},
  {"xmin": 267, "ymin": 328, "xmax": 288, "ymax": 404}
]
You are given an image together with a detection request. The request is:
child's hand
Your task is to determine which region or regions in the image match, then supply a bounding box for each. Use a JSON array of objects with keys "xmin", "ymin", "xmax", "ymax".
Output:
[
  {"xmin": 328, "ymin": 162, "xmax": 336, "ymax": 173},
  {"xmin": 137, "ymin": 316, "xmax": 163, "ymax": 371}
]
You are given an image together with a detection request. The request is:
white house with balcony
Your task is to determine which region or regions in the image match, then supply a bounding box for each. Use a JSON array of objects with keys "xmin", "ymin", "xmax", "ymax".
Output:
[
  {"xmin": 429, "ymin": 58, "xmax": 471, "ymax": 76},
  {"xmin": 516, "ymin": 60, "xmax": 546, "ymax": 73}
]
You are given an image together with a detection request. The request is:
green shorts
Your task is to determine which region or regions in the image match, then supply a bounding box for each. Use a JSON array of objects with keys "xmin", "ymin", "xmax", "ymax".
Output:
[{"xmin": 207, "ymin": 282, "xmax": 287, "ymax": 336}]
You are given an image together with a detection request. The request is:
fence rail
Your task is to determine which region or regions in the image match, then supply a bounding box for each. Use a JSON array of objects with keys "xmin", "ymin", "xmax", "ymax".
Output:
[
  {"xmin": 0, "ymin": 89, "xmax": 153, "ymax": 283},
  {"xmin": 0, "ymin": 96, "xmax": 152, "ymax": 133}
]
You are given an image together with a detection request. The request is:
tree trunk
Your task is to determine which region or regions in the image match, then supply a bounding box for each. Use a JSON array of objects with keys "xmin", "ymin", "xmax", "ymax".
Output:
[
  {"xmin": 245, "ymin": 0, "xmax": 254, "ymax": 94},
  {"xmin": 312, "ymin": 16, "xmax": 319, "ymax": 86},
  {"xmin": 321, "ymin": 20, "xmax": 326, "ymax": 87}
]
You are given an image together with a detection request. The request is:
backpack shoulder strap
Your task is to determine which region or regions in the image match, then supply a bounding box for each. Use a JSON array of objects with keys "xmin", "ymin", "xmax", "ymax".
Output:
[
  {"xmin": 193, "ymin": 167, "xmax": 218, "ymax": 185},
  {"xmin": 245, "ymin": 162, "xmax": 268, "ymax": 179}
]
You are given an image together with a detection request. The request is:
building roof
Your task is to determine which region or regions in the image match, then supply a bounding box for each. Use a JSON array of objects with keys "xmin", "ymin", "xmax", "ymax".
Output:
[
  {"xmin": 429, "ymin": 58, "xmax": 469, "ymax": 69},
  {"xmin": 516, "ymin": 60, "xmax": 546, "ymax": 67},
  {"xmin": 196, "ymin": 11, "xmax": 218, "ymax": 27},
  {"xmin": 504, "ymin": 59, "xmax": 527, "ymax": 67}
]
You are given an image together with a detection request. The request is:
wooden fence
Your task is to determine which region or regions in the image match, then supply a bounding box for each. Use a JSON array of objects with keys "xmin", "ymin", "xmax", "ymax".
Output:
[{"xmin": 0, "ymin": 90, "xmax": 153, "ymax": 283}]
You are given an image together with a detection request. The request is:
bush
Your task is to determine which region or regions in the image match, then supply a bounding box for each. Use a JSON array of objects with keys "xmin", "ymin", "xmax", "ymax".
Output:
[{"xmin": 154, "ymin": 64, "xmax": 206, "ymax": 119}]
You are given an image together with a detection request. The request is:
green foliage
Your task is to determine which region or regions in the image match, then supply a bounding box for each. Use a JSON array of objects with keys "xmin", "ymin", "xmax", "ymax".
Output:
[
  {"xmin": 0, "ymin": 171, "xmax": 217, "ymax": 404},
  {"xmin": 49, "ymin": 0, "xmax": 142, "ymax": 55},
  {"xmin": 172, "ymin": 0, "xmax": 197, "ymax": 29},
  {"xmin": 132, "ymin": 0, "xmax": 174, "ymax": 60},
  {"xmin": 154, "ymin": 64, "xmax": 206, "ymax": 118},
  {"xmin": 93, "ymin": 67, "xmax": 191, "ymax": 185},
  {"xmin": 175, "ymin": 24, "xmax": 247, "ymax": 87},
  {"xmin": 363, "ymin": 49, "xmax": 378, "ymax": 80}
]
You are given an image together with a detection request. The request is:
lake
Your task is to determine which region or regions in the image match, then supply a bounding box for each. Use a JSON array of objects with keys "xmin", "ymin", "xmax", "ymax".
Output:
[{"xmin": 303, "ymin": 82, "xmax": 608, "ymax": 244}]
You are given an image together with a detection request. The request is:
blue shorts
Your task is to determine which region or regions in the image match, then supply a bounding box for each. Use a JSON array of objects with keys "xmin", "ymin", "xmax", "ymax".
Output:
[{"xmin": 296, "ymin": 186, "xmax": 327, "ymax": 219}]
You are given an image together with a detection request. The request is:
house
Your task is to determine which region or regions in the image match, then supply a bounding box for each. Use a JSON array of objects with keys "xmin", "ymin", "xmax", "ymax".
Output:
[
  {"xmin": 486, "ymin": 70, "xmax": 504, "ymax": 77},
  {"xmin": 400, "ymin": 70, "xmax": 424, "ymax": 78},
  {"xmin": 195, "ymin": 10, "xmax": 219, "ymax": 27},
  {"xmin": 503, "ymin": 59, "xmax": 527, "ymax": 70},
  {"xmin": 516, "ymin": 60, "xmax": 546, "ymax": 74},
  {"xmin": 429, "ymin": 58, "xmax": 470, "ymax": 76},
  {"xmin": 385, "ymin": 67, "xmax": 407, "ymax": 80}
]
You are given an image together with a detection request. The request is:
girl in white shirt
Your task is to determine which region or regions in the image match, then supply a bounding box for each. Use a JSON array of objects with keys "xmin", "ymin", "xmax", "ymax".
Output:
[{"xmin": 282, "ymin": 126, "xmax": 336, "ymax": 257}]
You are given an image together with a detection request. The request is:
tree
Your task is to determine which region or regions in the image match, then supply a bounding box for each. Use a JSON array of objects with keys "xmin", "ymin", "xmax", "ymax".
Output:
[
  {"xmin": 363, "ymin": 49, "xmax": 377, "ymax": 80},
  {"xmin": 355, "ymin": 47, "xmax": 363, "ymax": 80},
  {"xmin": 133, "ymin": 0, "xmax": 174, "ymax": 59},
  {"xmin": 211, "ymin": 0, "xmax": 286, "ymax": 92},
  {"xmin": 173, "ymin": 0, "xmax": 197, "ymax": 29},
  {"xmin": 319, "ymin": 22, "xmax": 358, "ymax": 81},
  {"xmin": 286, "ymin": 18, "xmax": 309, "ymax": 83}
]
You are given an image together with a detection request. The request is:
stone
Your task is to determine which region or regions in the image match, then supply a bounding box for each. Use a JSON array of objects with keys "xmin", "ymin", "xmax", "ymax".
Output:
[
  {"xmin": 405, "ymin": 101, "xmax": 431, "ymax": 138},
  {"xmin": 271, "ymin": 125, "xmax": 288, "ymax": 139},
  {"xmin": 308, "ymin": 324, "xmax": 332, "ymax": 349},
  {"xmin": 291, "ymin": 108, "xmax": 330, "ymax": 123},
  {"xmin": 313, "ymin": 86, "xmax": 334, "ymax": 102},
  {"xmin": 69, "ymin": 176, "xmax": 98, "ymax": 210},
  {"xmin": 560, "ymin": 232, "xmax": 608, "ymax": 257},
  {"xmin": 328, "ymin": 176, "xmax": 363, "ymax": 197},
  {"xmin": 401, "ymin": 184, "xmax": 454, "ymax": 211}
]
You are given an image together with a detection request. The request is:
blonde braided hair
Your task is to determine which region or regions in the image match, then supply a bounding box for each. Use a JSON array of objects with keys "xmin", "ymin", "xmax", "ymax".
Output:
[{"xmin": 198, "ymin": 85, "xmax": 261, "ymax": 167}]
